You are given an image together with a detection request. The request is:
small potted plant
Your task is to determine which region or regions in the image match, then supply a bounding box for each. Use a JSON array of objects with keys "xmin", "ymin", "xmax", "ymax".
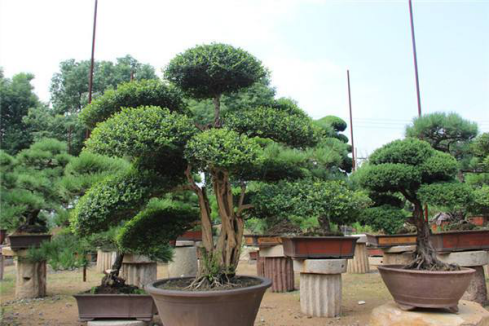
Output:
[{"xmin": 357, "ymin": 138, "xmax": 476, "ymax": 312}]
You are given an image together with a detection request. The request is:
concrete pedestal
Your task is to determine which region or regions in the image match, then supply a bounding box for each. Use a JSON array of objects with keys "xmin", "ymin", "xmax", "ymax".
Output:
[
  {"xmin": 121, "ymin": 262, "xmax": 157, "ymax": 289},
  {"xmin": 438, "ymin": 250, "xmax": 488, "ymax": 305},
  {"xmin": 15, "ymin": 258, "xmax": 47, "ymax": 299},
  {"xmin": 264, "ymin": 257, "xmax": 294, "ymax": 292},
  {"xmin": 259, "ymin": 245, "xmax": 294, "ymax": 292},
  {"xmin": 382, "ymin": 246, "xmax": 415, "ymax": 266},
  {"xmin": 256, "ymin": 254, "xmax": 265, "ymax": 277},
  {"xmin": 295, "ymin": 259, "xmax": 347, "ymax": 318},
  {"xmin": 96, "ymin": 250, "xmax": 117, "ymax": 273},
  {"xmin": 87, "ymin": 321, "xmax": 148, "ymax": 326},
  {"xmin": 347, "ymin": 243, "xmax": 370, "ymax": 274},
  {"xmin": 370, "ymin": 300, "xmax": 489, "ymax": 326},
  {"xmin": 168, "ymin": 246, "xmax": 198, "ymax": 278}
]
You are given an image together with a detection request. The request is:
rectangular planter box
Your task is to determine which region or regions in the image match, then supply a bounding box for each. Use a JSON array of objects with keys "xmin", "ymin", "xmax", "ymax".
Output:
[
  {"xmin": 177, "ymin": 230, "xmax": 202, "ymax": 241},
  {"xmin": 467, "ymin": 216, "xmax": 487, "ymax": 227},
  {"xmin": 8, "ymin": 234, "xmax": 51, "ymax": 250},
  {"xmin": 249, "ymin": 251, "xmax": 258, "ymax": 261},
  {"xmin": 74, "ymin": 294, "xmax": 156, "ymax": 322},
  {"xmin": 431, "ymin": 230, "xmax": 489, "ymax": 252},
  {"xmin": 244, "ymin": 235, "xmax": 282, "ymax": 247},
  {"xmin": 367, "ymin": 247, "xmax": 384, "ymax": 257},
  {"xmin": 282, "ymin": 236, "xmax": 359, "ymax": 259},
  {"xmin": 366, "ymin": 234, "xmax": 417, "ymax": 248}
]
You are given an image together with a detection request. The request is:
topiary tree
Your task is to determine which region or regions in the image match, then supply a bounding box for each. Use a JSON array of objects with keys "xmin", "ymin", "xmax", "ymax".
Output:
[
  {"xmin": 72, "ymin": 43, "xmax": 350, "ymax": 288},
  {"xmin": 357, "ymin": 138, "xmax": 471, "ymax": 270}
]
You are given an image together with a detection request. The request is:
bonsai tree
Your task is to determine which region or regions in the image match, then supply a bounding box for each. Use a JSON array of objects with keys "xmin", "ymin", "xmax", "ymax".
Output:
[
  {"xmin": 357, "ymin": 138, "xmax": 473, "ymax": 270},
  {"xmin": 0, "ymin": 138, "xmax": 72, "ymax": 233},
  {"xmin": 72, "ymin": 43, "xmax": 343, "ymax": 288},
  {"xmin": 249, "ymin": 179, "xmax": 370, "ymax": 234}
]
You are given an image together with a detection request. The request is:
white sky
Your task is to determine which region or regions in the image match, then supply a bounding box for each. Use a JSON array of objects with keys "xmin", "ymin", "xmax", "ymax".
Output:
[{"xmin": 1, "ymin": 0, "xmax": 488, "ymax": 156}]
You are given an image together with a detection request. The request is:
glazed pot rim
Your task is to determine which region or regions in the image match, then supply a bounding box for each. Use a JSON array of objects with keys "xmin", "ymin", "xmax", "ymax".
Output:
[
  {"xmin": 74, "ymin": 293, "xmax": 152, "ymax": 297},
  {"xmin": 146, "ymin": 275, "xmax": 272, "ymax": 297},
  {"xmin": 378, "ymin": 264, "xmax": 476, "ymax": 275},
  {"xmin": 282, "ymin": 236, "xmax": 360, "ymax": 240}
]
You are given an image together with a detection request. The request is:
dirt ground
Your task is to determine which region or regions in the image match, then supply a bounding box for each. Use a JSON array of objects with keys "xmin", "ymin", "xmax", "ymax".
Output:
[{"xmin": 1, "ymin": 261, "xmax": 488, "ymax": 326}]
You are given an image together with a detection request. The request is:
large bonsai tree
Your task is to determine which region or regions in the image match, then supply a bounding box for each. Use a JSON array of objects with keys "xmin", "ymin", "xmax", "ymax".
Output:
[
  {"xmin": 357, "ymin": 138, "xmax": 471, "ymax": 270},
  {"xmin": 72, "ymin": 43, "xmax": 340, "ymax": 287}
]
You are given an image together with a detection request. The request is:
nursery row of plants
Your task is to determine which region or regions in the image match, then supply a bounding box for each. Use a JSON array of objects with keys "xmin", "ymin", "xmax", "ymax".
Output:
[{"xmin": 1, "ymin": 43, "xmax": 488, "ymax": 324}]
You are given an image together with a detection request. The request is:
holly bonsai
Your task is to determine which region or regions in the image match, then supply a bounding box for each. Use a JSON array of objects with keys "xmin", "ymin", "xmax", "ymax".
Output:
[
  {"xmin": 72, "ymin": 43, "xmax": 345, "ymax": 288},
  {"xmin": 357, "ymin": 138, "xmax": 472, "ymax": 270}
]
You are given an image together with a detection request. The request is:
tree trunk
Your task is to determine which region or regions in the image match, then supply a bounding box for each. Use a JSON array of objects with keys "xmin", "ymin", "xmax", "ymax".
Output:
[
  {"xmin": 319, "ymin": 216, "xmax": 331, "ymax": 232},
  {"xmin": 101, "ymin": 251, "xmax": 126, "ymax": 287},
  {"xmin": 213, "ymin": 95, "xmax": 221, "ymax": 127},
  {"xmin": 406, "ymin": 202, "xmax": 458, "ymax": 271}
]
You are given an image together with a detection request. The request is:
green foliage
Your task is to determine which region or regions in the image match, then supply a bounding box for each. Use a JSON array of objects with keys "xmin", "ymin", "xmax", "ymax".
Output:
[
  {"xmin": 468, "ymin": 185, "xmax": 489, "ymax": 216},
  {"xmin": 0, "ymin": 71, "xmax": 40, "ymax": 153},
  {"xmin": 185, "ymin": 128, "xmax": 262, "ymax": 171},
  {"xmin": 117, "ymin": 199, "xmax": 199, "ymax": 261},
  {"xmin": 0, "ymin": 139, "xmax": 72, "ymax": 232},
  {"xmin": 418, "ymin": 182, "xmax": 473, "ymax": 210},
  {"xmin": 80, "ymin": 80, "xmax": 187, "ymax": 128},
  {"xmin": 405, "ymin": 112, "xmax": 478, "ymax": 154},
  {"xmin": 316, "ymin": 116, "xmax": 347, "ymax": 133},
  {"xmin": 25, "ymin": 233, "xmax": 89, "ymax": 269},
  {"xmin": 165, "ymin": 43, "xmax": 266, "ymax": 99},
  {"xmin": 358, "ymin": 205, "xmax": 409, "ymax": 235},
  {"xmin": 224, "ymin": 106, "xmax": 320, "ymax": 148},
  {"xmin": 250, "ymin": 179, "xmax": 371, "ymax": 231},
  {"xmin": 369, "ymin": 138, "xmax": 433, "ymax": 166},
  {"xmin": 86, "ymin": 106, "xmax": 197, "ymax": 160},
  {"xmin": 85, "ymin": 227, "xmax": 119, "ymax": 251},
  {"xmin": 70, "ymin": 168, "xmax": 163, "ymax": 236}
]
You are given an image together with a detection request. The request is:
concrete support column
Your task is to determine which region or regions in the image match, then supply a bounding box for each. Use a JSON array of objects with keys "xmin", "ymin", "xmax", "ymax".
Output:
[
  {"xmin": 96, "ymin": 250, "xmax": 117, "ymax": 273},
  {"xmin": 382, "ymin": 246, "xmax": 416, "ymax": 266},
  {"xmin": 168, "ymin": 244, "xmax": 198, "ymax": 278},
  {"xmin": 438, "ymin": 250, "xmax": 488, "ymax": 305},
  {"xmin": 294, "ymin": 259, "xmax": 347, "ymax": 318},
  {"xmin": 348, "ymin": 242, "xmax": 370, "ymax": 274},
  {"xmin": 256, "ymin": 253, "xmax": 265, "ymax": 277},
  {"xmin": 15, "ymin": 257, "xmax": 47, "ymax": 299},
  {"xmin": 259, "ymin": 244, "xmax": 294, "ymax": 292},
  {"xmin": 121, "ymin": 255, "xmax": 157, "ymax": 289}
]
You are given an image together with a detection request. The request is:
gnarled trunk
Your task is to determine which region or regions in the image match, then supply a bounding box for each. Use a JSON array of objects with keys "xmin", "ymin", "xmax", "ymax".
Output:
[{"xmin": 101, "ymin": 252, "xmax": 125, "ymax": 287}]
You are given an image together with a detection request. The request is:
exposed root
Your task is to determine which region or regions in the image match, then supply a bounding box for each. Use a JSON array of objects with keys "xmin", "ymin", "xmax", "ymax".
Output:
[
  {"xmin": 185, "ymin": 273, "xmax": 239, "ymax": 291},
  {"xmin": 404, "ymin": 252, "xmax": 460, "ymax": 271}
]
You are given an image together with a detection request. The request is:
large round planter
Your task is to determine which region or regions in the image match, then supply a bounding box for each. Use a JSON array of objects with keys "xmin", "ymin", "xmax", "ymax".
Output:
[
  {"xmin": 146, "ymin": 276, "xmax": 272, "ymax": 326},
  {"xmin": 378, "ymin": 265, "xmax": 475, "ymax": 311}
]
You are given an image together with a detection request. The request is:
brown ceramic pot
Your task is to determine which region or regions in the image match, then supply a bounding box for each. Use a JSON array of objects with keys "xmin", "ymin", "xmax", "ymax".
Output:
[
  {"xmin": 73, "ymin": 294, "xmax": 156, "ymax": 321},
  {"xmin": 177, "ymin": 230, "xmax": 203, "ymax": 241},
  {"xmin": 378, "ymin": 265, "xmax": 475, "ymax": 312},
  {"xmin": 366, "ymin": 234, "xmax": 417, "ymax": 247},
  {"xmin": 282, "ymin": 236, "xmax": 358, "ymax": 259},
  {"xmin": 431, "ymin": 230, "xmax": 489, "ymax": 252},
  {"xmin": 244, "ymin": 234, "xmax": 282, "ymax": 247},
  {"xmin": 8, "ymin": 234, "xmax": 51, "ymax": 250},
  {"xmin": 146, "ymin": 276, "xmax": 271, "ymax": 326}
]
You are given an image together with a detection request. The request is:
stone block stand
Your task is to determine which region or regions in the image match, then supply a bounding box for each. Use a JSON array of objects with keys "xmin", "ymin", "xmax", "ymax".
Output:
[
  {"xmin": 294, "ymin": 259, "xmax": 347, "ymax": 318},
  {"xmin": 381, "ymin": 246, "xmax": 415, "ymax": 266},
  {"xmin": 0, "ymin": 247, "xmax": 48, "ymax": 299},
  {"xmin": 121, "ymin": 255, "xmax": 157, "ymax": 289},
  {"xmin": 96, "ymin": 250, "xmax": 116, "ymax": 273},
  {"xmin": 256, "ymin": 252, "xmax": 265, "ymax": 277},
  {"xmin": 347, "ymin": 237, "xmax": 369, "ymax": 274},
  {"xmin": 168, "ymin": 244, "xmax": 198, "ymax": 278},
  {"xmin": 437, "ymin": 250, "xmax": 488, "ymax": 305},
  {"xmin": 259, "ymin": 245, "xmax": 294, "ymax": 292}
]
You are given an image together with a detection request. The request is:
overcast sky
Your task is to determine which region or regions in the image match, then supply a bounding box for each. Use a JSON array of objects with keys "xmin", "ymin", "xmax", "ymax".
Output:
[{"xmin": 1, "ymin": 0, "xmax": 488, "ymax": 156}]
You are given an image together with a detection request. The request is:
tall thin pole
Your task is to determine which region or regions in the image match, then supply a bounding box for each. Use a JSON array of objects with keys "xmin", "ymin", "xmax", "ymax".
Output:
[
  {"xmin": 409, "ymin": 0, "xmax": 422, "ymax": 117},
  {"xmin": 409, "ymin": 0, "xmax": 429, "ymax": 222},
  {"xmin": 347, "ymin": 70, "xmax": 356, "ymax": 172},
  {"xmin": 86, "ymin": 0, "xmax": 98, "ymax": 140},
  {"xmin": 88, "ymin": 0, "xmax": 98, "ymax": 105}
]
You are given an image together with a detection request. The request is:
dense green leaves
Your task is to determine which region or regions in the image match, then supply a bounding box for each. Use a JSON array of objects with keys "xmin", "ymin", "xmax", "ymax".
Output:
[
  {"xmin": 185, "ymin": 128, "xmax": 262, "ymax": 171},
  {"xmin": 418, "ymin": 182, "xmax": 473, "ymax": 210},
  {"xmin": 117, "ymin": 199, "xmax": 199, "ymax": 261},
  {"xmin": 369, "ymin": 138, "xmax": 432, "ymax": 166},
  {"xmin": 359, "ymin": 205, "xmax": 408, "ymax": 235},
  {"xmin": 224, "ymin": 106, "xmax": 321, "ymax": 148},
  {"xmin": 165, "ymin": 43, "xmax": 266, "ymax": 99},
  {"xmin": 80, "ymin": 80, "xmax": 187, "ymax": 128},
  {"xmin": 316, "ymin": 116, "xmax": 347, "ymax": 133},
  {"xmin": 86, "ymin": 106, "xmax": 197, "ymax": 160}
]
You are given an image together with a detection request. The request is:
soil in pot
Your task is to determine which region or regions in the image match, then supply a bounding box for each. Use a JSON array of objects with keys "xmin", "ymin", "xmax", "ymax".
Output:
[
  {"xmin": 87, "ymin": 283, "xmax": 146, "ymax": 295},
  {"xmin": 146, "ymin": 276, "xmax": 271, "ymax": 326}
]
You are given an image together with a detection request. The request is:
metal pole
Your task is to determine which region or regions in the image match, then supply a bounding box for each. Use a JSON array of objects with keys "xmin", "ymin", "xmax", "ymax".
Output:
[
  {"xmin": 86, "ymin": 0, "xmax": 98, "ymax": 140},
  {"xmin": 347, "ymin": 70, "xmax": 356, "ymax": 171},
  {"xmin": 409, "ymin": 0, "xmax": 429, "ymax": 222},
  {"xmin": 409, "ymin": 0, "xmax": 422, "ymax": 117}
]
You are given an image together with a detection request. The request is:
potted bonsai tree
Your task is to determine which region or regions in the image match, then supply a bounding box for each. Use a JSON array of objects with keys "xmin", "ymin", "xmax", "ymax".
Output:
[
  {"xmin": 0, "ymin": 139, "xmax": 72, "ymax": 249},
  {"xmin": 72, "ymin": 43, "xmax": 351, "ymax": 325},
  {"xmin": 357, "ymin": 138, "xmax": 476, "ymax": 312},
  {"xmin": 249, "ymin": 179, "xmax": 370, "ymax": 259}
]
